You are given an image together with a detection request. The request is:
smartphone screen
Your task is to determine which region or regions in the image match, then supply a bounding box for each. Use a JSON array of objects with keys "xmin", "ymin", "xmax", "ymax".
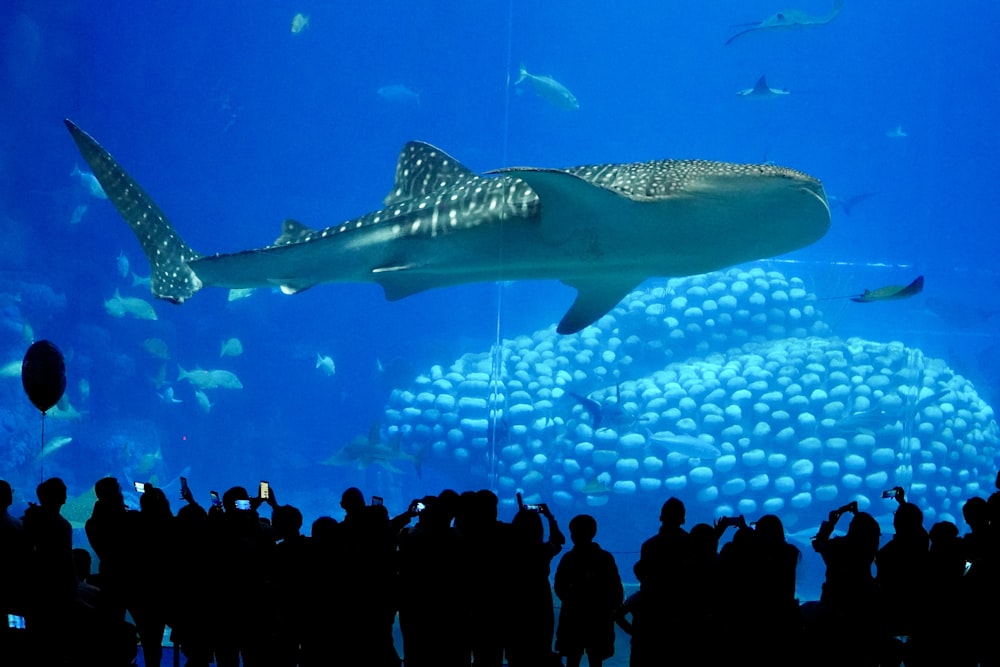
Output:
[
  {"xmin": 210, "ymin": 491, "xmax": 221, "ymax": 507},
  {"xmin": 7, "ymin": 614, "xmax": 25, "ymax": 630},
  {"xmin": 259, "ymin": 480, "xmax": 270, "ymax": 499},
  {"xmin": 372, "ymin": 495, "xmax": 383, "ymax": 506},
  {"xmin": 235, "ymin": 499, "xmax": 251, "ymax": 511},
  {"xmin": 134, "ymin": 481, "xmax": 146, "ymax": 493}
]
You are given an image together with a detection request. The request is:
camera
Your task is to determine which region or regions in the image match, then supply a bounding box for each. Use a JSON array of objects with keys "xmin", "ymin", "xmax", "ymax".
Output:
[
  {"xmin": 210, "ymin": 491, "xmax": 221, "ymax": 508},
  {"xmin": 259, "ymin": 480, "xmax": 270, "ymax": 500},
  {"xmin": 235, "ymin": 499, "xmax": 251, "ymax": 511},
  {"xmin": 133, "ymin": 481, "xmax": 146, "ymax": 493},
  {"xmin": 371, "ymin": 495, "xmax": 383, "ymax": 506}
]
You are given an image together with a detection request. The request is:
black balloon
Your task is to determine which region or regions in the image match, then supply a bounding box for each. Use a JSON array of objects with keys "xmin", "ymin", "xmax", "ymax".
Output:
[{"xmin": 21, "ymin": 340, "xmax": 66, "ymax": 414}]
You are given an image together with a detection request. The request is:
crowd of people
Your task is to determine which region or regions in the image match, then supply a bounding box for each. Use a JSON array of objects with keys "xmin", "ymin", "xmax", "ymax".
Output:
[{"xmin": 0, "ymin": 472, "xmax": 998, "ymax": 667}]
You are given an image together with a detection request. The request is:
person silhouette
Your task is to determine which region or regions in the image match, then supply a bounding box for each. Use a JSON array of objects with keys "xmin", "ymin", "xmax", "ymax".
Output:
[{"xmin": 554, "ymin": 514, "xmax": 623, "ymax": 667}]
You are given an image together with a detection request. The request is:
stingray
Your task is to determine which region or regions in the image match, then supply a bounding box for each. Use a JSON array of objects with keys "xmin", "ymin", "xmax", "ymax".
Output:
[
  {"xmin": 820, "ymin": 276, "xmax": 924, "ymax": 303},
  {"xmin": 65, "ymin": 119, "xmax": 830, "ymax": 335},
  {"xmin": 726, "ymin": 0, "xmax": 844, "ymax": 45},
  {"xmin": 849, "ymin": 275, "xmax": 924, "ymax": 303},
  {"xmin": 736, "ymin": 75, "xmax": 791, "ymax": 100}
]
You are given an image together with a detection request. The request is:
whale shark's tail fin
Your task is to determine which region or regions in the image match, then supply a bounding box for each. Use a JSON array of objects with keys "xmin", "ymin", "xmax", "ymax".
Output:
[{"xmin": 64, "ymin": 119, "xmax": 203, "ymax": 303}]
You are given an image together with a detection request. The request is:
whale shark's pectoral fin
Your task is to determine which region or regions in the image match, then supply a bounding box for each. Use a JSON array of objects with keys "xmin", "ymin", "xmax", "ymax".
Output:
[{"xmin": 558, "ymin": 277, "xmax": 643, "ymax": 335}]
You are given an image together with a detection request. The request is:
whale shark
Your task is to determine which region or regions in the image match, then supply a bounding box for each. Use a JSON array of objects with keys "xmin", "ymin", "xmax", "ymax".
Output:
[
  {"xmin": 64, "ymin": 119, "xmax": 831, "ymax": 334},
  {"xmin": 726, "ymin": 0, "xmax": 844, "ymax": 45}
]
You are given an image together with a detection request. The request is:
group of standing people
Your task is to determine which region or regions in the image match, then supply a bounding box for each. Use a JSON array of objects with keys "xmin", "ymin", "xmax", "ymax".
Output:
[{"xmin": 1, "ymin": 471, "xmax": 999, "ymax": 667}]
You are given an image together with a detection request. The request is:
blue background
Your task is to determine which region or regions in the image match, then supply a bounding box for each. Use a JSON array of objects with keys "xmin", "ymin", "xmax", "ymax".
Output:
[{"xmin": 1, "ymin": 0, "xmax": 998, "ymax": 599}]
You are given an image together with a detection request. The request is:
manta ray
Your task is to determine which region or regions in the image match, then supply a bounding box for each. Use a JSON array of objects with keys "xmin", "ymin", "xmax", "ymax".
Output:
[
  {"xmin": 64, "ymin": 119, "xmax": 830, "ymax": 334},
  {"xmin": 726, "ymin": 0, "xmax": 844, "ymax": 45}
]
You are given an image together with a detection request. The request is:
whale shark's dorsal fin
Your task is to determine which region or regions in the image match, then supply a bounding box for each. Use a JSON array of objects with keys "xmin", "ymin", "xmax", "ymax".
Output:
[
  {"xmin": 274, "ymin": 219, "xmax": 315, "ymax": 246},
  {"xmin": 383, "ymin": 141, "xmax": 477, "ymax": 206}
]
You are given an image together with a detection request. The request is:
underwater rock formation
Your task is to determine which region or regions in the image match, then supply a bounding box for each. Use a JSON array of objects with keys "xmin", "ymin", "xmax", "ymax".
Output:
[{"xmin": 383, "ymin": 267, "xmax": 998, "ymax": 529}]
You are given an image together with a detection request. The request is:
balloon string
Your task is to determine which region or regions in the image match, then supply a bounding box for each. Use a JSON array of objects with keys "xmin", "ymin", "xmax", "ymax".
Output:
[{"xmin": 39, "ymin": 412, "xmax": 46, "ymax": 484}]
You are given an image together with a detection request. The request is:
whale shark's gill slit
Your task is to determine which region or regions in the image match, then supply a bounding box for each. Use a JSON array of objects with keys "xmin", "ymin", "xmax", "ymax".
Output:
[{"xmin": 64, "ymin": 120, "xmax": 203, "ymax": 303}]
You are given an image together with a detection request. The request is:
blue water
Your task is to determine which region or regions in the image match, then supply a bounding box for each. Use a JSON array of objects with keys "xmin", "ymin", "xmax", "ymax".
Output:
[{"xmin": 1, "ymin": 1, "xmax": 999, "ymax": 602}]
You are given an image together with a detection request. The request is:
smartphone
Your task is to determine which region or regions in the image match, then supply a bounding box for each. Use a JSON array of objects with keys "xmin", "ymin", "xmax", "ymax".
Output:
[
  {"xmin": 372, "ymin": 495, "xmax": 383, "ymax": 506},
  {"xmin": 210, "ymin": 490, "xmax": 221, "ymax": 508},
  {"xmin": 882, "ymin": 489, "xmax": 896, "ymax": 499},
  {"xmin": 523, "ymin": 503, "xmax": 542, "ymax": 511},
  {"xmin": 6, "ymin": 614, "xmax": 25, "ymax": 630},
  {"xmin": 134, "ymin": 481, "xmax": 146, "ymax": 493},
  {"xmin": 235, "ymin": 499, "xmax": 251, "ymax": 511},
  {"xmin": 180, "ymin": 476, "xmax": 190, "ymax": 497},
  {"xmin": 259, "ymin": 480, "xmax": 270, "ymax": 500},
  {"xmin": 412, "ymin": 501, "xmax": 426, "ymax": 514}
]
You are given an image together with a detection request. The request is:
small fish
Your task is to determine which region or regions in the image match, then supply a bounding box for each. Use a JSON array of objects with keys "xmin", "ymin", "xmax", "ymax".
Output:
[
  {"xmin": 142, "ymin": 337, "xmax": 170, "ymax": 360},
  {"xmin": 515, "ymin": 64, "xmax": 579, "ymax": 110},
  {"xmin": 194, "ymin": 389, "xmax": 213, "ymax": 413},
  {"xmin": 850, "ymin": 276, "xmax": 924, "ymax": 303},
  {"xmin": 316, "ymin": 353, "xmax": 336, "ymax": 376},
  {"xmin": 0, "ymin": 360, "xmax": 21, "ymax": 378},
  {"xmin": 38, "ymin": 436, "xmax": 73, "ymax": 459},
  {"xmin": 833, "ymin": 408, "xmax": 896, "ymax": 434},
  {"xmin": 377, "ymin": 84, "xmax": 421, "ymax": 107},
  {"xmin": 648, "ymin": 431, "xmax": 722, "ymax": 459},
  {"xmin": 886, "ymin": 125, "xmax": 908, "ymax": 139},
  {"xmin": 323, "ymin": 423, "xmax": 421, "ymax": 477},
  {"xmin": 71, "ymin": 165, "xmax": 108, "ymax": 199},
  {"xmin": 78, "ymin": 379, "xmax": 90, "ymax": 401},
  {"xmin": 828, "ymin": 192, "xmax": 877, "ymax": 216},
  {"xmin": 69, "ymin": 204, "xmax": 88, "ymax": 224},
  {"xmin": 220, "ymin": 337, "xmax": 244, "ymax": 358},
  {"xmin": 227, "ymin": 288, "xmax": 256, "ymax": 302},
  {"xmin": 117, "ymin": 251, "xmax": 130, "ymax": 278},
  {"xmin": 177, "ymin": 366, "xmax": 243, "ymax": 390},
  {"xmin": 105, "ymin": 289, "xmax": 157, "ymax": 320},
  {"xmin": 177, "ymin": 366, "xmax": 216, "ymax": 390},
  {"xmin": 209, "ymin": 369, "xmax": 243, "ymax": 389},
  {"xmin": 22, "ymin": 322, "xmax": 34, "ymax": 344},
  {"xmin": 579, "ymin": 478, "xmax": 612, "ymax": 495},
  {"xmin": 131, "ymin": 272, "xmax": 151, "ymax": 288},
  {"xmin": 48, "ymin": 396, "xmax": 84, "ymax": 420},
  {"xmin": 291, "ymin": 13, "xmax": 309, "ymax": 34},
  {"xmin": 736, "ymin": 75, "xmax": 790, "ymax": 99},
  {"xmin": 158, "ymin": 386, "xmax": 183, "ymax": 404}
]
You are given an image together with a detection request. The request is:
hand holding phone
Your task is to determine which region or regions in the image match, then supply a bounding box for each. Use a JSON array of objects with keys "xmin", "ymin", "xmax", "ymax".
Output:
[
  {"xmin": 134, "ymin": 481, "xmax": 147, "ymax": 493},
  {"xmin": 210, "ymin": 491, "xmax": 221, "ymax": 508},
  {"xmin": 259, "ymin": 480, "xmax": 270, "ymax": 500}
]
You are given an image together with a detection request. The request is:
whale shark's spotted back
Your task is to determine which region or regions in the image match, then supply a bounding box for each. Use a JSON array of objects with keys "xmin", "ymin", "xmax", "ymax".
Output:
[{"xmin": 562, "ymin": 159, "xmax": 820, "ymax": 201}]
